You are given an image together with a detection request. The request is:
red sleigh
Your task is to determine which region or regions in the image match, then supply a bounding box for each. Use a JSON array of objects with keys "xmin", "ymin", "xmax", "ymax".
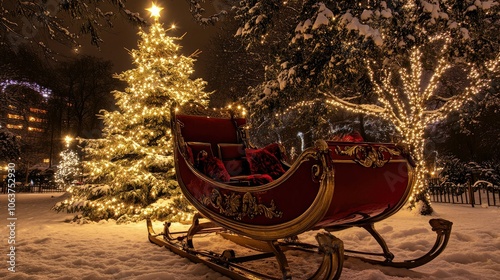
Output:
[{"xmin": 147, "ymin": 102, "xmax": 452, "ymax": 279}]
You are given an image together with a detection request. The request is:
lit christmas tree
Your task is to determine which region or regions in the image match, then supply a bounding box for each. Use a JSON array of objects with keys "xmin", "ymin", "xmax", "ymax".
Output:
[
  {"xmin": 54, "ymin": 3, "xmax": 210, "ymax": 222},
  {"xmin": 55, "ymin": 136, "xmax": 81, "ymax": 188}
]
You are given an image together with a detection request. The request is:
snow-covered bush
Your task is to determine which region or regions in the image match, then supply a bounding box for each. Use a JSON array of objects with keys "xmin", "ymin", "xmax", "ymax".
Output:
[
  {"xmin": 0, "ymin": 127, "xmax": 21, "ymax": 161},
  {"xmin": 441, "ymin": 156, "xmax": 500, "ymax": 187}
]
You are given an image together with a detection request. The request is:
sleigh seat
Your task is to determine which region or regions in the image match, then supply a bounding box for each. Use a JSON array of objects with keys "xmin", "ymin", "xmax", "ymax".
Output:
[{"xmin": 176, "ymin": 113, "xmax": 289, "ymax": 187}]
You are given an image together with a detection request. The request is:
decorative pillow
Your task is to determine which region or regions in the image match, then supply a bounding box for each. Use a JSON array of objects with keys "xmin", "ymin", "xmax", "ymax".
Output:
[
  {"xmin": 218, "ymin": 144, "xmax": 247, "ymax": 176},
  {"xmin": 185, "ymin": 144, "xmax": 194, "ymax": 164},
  {"xmin": 196, "ymin": 151, "xmax": 230, "ymax": 182},
  {"xmin": 222, "ymin": 159, "xmax": 245, "ymax": 176},
  {"xmin": 262, "ymin": 143, "xmax": 288, "ymax": 162},
  {"xmin": 330, "ymin": 131, "xmax": 364, "ymax": 142},
  {"xmin": 245, "ymin": 148, "xmax": 286, "ymax": 179}
]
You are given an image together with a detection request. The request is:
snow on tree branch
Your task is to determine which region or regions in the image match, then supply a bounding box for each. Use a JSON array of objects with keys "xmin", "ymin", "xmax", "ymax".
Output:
[
  {"xmin": 187, "ymin": 0, "xmax": 228, "ymax": 25},
  {"xmin": 0, "ymin": 0, "xmax": 147, "ymax": 54},
  {"xmin": 234, "ymin": 0, "xmax": 281, "ymax": 45}
]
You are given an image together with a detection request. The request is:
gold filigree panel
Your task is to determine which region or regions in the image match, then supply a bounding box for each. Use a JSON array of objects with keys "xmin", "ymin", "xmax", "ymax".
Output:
[
  {"xmin": 200, "ymin": 189, "xmax": 283, "ymax": 220},
  {"xmin": 335, "ymin": 145, "xmax": 401, "ymax": 168}
]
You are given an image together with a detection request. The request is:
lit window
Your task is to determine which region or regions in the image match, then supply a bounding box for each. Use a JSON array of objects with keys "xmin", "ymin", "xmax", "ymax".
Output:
[
  {"xmin": 28, "ymin": 127, "xmax": 44, "ymax": 132},
  {"xmin": 7, "ymin": 124, "xmax": 23, "ymax": 130},
  {"xmin": 7, "ymin": 114, "xmax": 23, "ymax": 120},
  {"xmin": 29, "ymin": 116, "xmax": 44, "ymax": 123},
  {"xmin": 29, "ymin": 108, "xmax": 47, "ymax": 114},
  {"xmin": 43, "ymin": 158, "xmax": 50, "ymax": 163}
]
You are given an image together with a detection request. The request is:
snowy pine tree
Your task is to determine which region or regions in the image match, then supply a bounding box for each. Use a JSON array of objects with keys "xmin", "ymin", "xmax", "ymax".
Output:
[
  {"xmin": 0, "ymin": 127, "xmax": 21, "ymax": 161},
  {"xmin": 54, "ymin": 4, "xmax": 210, "ymax": 222}
]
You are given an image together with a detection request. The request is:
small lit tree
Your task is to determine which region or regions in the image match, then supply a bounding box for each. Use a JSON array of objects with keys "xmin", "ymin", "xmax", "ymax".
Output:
[
  {"xmin": 55, "ymin": 136, "xmax": 81, "ymax": 188},
  {"xmin": 54, "ymin": 3, "xmax": 211, "ymax": 222}
]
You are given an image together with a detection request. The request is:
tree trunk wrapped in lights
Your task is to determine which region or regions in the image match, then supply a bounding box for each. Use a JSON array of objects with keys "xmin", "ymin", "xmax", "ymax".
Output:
[
  {"xmin": 53, "ymin": 4, "xmax": 211, "ymax": 223},
  {"xmin": 325, "ymin": 40, "xmax": 499, "ymax": 213}
]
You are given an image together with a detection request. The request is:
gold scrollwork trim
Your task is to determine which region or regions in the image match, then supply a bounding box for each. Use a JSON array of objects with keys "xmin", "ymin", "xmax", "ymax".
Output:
[
  {"xmin": 311, "ymin": 164, "xmax": 322, "ymax": 183},
  {"xmin": 335, "ymin": 145, "xmax": 401, "ymax": 168},
  {"xmin": 200, "ymin": 189, "xmax": 283, "ymax": 220}
]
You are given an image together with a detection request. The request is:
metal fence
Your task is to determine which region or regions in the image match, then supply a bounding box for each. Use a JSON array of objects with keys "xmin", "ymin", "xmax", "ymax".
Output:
[
  {"xmin": 428, "ymin": 179, "xmax": 500, "ymax": 207},
  {"xmin": 1, "ymin": 183, "xmax": 66, "ymax": 194}
]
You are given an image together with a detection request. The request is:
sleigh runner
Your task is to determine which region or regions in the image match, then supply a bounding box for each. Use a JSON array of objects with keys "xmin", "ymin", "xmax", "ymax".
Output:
[{"xmin": 147, "ymin": 102, "xmax": 452, "ymax": 279}]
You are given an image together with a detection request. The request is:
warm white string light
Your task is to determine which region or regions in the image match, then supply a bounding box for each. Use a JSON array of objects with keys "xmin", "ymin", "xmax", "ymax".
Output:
[{"xmin": 324, "ymin": 35, "xmax": 499, "ymax": 207}]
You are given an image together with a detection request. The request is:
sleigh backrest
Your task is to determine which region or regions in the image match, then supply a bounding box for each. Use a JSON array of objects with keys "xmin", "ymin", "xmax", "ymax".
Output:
[
  {"xmin": 171, "ymin": 102, "xmax": 253, "ymax": 179},
  {"xmin": 175, "ymin": 114, "xmax": 247, "ymax": 156}
]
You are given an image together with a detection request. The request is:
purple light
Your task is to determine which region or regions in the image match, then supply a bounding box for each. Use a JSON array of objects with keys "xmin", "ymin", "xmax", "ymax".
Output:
[{"xmin": 0, "ymin": 79, "xmax": 52, "ymax": 100}]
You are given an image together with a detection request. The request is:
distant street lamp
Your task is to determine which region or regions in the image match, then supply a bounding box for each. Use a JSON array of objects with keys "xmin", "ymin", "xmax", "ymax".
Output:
[{"xmin": 429, "ymin": 151, "xmax": 441, "ymax": 179}]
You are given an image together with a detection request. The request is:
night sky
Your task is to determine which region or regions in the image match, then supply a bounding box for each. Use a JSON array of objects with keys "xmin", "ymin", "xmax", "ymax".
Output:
[{"xmin": 80, "ymin": 1, "xmax": 217, "ymax": 75}]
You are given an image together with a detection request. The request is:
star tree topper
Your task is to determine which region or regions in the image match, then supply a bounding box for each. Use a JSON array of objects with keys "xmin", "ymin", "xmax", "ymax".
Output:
[{"xmin": 147, "ymin": 3, "xmax": 163, "ymax": 19}]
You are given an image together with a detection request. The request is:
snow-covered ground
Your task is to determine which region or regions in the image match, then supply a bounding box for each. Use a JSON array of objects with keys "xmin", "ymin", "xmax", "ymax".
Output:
[{"xmin": 1, "ymin": 192, "xmax": 499, "ymax": 279}]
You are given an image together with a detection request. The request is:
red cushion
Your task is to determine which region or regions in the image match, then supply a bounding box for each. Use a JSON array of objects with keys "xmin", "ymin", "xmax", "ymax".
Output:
[
  {"xmin": 245, "ymin": 148, "xmax": 285, "ymax": 179},
  {"xmin": 196, "ymin": 151, "xmax": 230, "ymax": 182},
  {"xmin": 218, "ymin": 143, "xmax": 245, "ymax": 159},
  {"xmin": 222, "ymin": 159, "xmax": 245, "ymax": 176},
  {"xmin": 330, "ymin": 131, "xmax": 364, "ymax": 142},
  {"xmin": 218, "ymin": 143, "xmax": 247, "ymax": 176},
  {"xmin": 185, "ymin": 144, "xmax": 194, "ymax": 164},
  {"xmin": 187, "ymin": 142, "xmax": 213, "ymax": 158},
  {"xmin": 262, "ymin": 143, "xmax": 288, "ymax": 162}
]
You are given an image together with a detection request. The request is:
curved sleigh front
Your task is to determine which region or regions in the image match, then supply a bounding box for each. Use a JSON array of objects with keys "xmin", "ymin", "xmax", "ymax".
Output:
[{"xmin": 147, "ymin": 103, "xmax": 452, "ymax": 280}]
